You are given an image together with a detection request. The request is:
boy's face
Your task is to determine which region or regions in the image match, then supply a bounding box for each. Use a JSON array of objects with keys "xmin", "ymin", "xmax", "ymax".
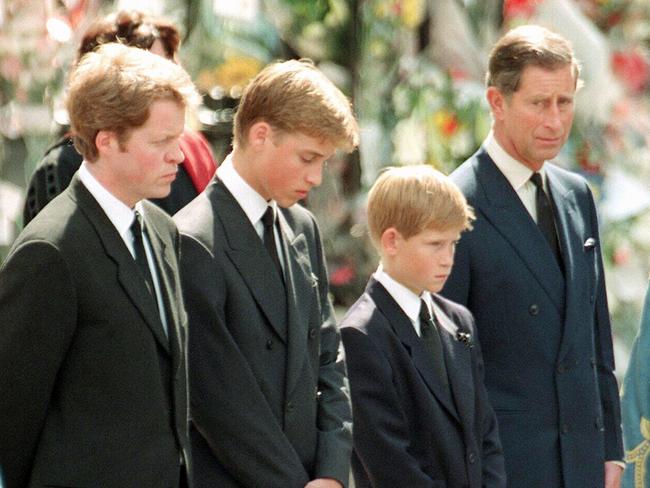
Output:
[
  {"xmin": 388, "ymin": 227, "xmax": 462, "ymax": 295},
  {"xmin": 250, "ymin": 128, "xmax": 336, "ymax": 207}
]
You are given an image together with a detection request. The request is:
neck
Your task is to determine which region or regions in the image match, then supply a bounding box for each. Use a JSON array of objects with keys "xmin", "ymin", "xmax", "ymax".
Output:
[{"xmin": 86, "ymin": 160, "xmax": 137, "ymax": 208}]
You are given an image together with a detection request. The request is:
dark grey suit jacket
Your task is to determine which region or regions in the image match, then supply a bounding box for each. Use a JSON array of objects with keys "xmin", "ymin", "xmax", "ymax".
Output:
[
  {"xmin": 0, "ymin": 176, "xmax": 190, "ymax": 488},
  {"xmin": 174, "ymin": 178, "xmax": 352, "ymax": 488},
  {"xmin": 340, "ymin": 279, "xmax": 505, "ymax": 488},
  {"xmin": 442, "ymin": 148, "xmax": 623, "ymax": 487}
]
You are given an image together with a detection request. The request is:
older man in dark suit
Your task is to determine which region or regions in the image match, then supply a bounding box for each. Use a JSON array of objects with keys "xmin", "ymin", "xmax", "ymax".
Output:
[
  {"xmin": 175, "ymin": 59, "xmax": 358, "ymax": 488},
  {"xmin": 0, "ymin": 44, "xmax": 199, "ymax": 488},
  {"xmin": 441, "ymin": 25, "xmax": 624, "ymax": 488}
]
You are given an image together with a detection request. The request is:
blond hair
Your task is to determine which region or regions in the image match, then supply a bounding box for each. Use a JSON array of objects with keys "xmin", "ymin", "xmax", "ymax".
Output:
[
  {"xmin": 367, "ymin": 165, "xmax": 474, "ymax": 246},
  {"xmin": 233, "ymin": 59, "xmax": 359, "ymax": 152},
  {"xmin": 487, "ymin": 24, "xmax": 581, "ymax": 95},
  {"xmin": 66, "ymin": 43, "xmax": 200, "ymax": 162}
]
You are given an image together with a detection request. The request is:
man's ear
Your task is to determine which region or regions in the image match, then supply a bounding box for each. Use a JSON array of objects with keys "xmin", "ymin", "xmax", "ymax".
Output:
[
  {"xmin": 486, "ymin": 86, "xmax": 506, "ymax": 121},
  {"xmin": 248, "ymin": 121, "xmax": 272, "ymax": 150},
  {"xmin": 380, "ymin": 227, "xmax": 402, "ymax": 257},
  {"xmin": 95, "ymin": 130, "xmax": 117, "ymax": 156}
]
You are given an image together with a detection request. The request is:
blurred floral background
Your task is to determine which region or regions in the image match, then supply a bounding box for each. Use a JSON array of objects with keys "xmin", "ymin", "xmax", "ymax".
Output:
[{"xmin": 1, "ymin": 0, "xmax": 649, "ymax": 375}]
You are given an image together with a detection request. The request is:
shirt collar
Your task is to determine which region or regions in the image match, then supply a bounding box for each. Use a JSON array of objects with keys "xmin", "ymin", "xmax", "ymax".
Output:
[
  {"xmin": 216, "ymin": 153, "xmax": 275, "ymax": 228},
  {"xmin": 374, "ymin": 264, "xmax": 428, "ymax": 324},
  {"xmin": 78, "ymin": 162, "xmax": 137, "ymax": 239},
  {"xmin": 484, "ymin": 130, "xmax": 546, "ymax": 191}
]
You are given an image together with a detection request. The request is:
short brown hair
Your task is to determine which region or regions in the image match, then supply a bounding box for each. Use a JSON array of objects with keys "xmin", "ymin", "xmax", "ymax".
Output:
[
  {"xmin": 486, "ymin": 25, "xmax": 581, "ymax": 95},
  {"xmin": 78, "ymin": 10, "xmax": 180, "ymax": 61},
  {"xmin": 233, "ymin": 59, "xmax": 359, "ymax": 152},
  {"xmin": 367, "ymin": 165, "xmax": 474, "ymax": 246},
  {"xmin": 66, "ymin": 43, "xmax": 199, "ymax": 162}
]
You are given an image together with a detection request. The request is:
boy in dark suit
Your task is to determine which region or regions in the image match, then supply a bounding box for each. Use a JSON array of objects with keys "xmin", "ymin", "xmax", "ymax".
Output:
[
  {"xmin": 340, "ymin": 165, "xmax": 506, "ymax": 488},
  {"xmin": 174, "ymin": 59, "xmax": 359, "ymax": 488},
  {"xmin": 0, "ymin": 44, "xmax": 199, "ymax": 488}
]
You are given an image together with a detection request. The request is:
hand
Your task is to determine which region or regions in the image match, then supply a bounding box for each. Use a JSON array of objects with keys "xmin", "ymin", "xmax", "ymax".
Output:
[
  {"xmin": 305, "ymin": 478, "xmax": 343, "ymax": 488},
  {"xmin": 604, "ymin": 461, "xmax": 623, "ymax": 488}
]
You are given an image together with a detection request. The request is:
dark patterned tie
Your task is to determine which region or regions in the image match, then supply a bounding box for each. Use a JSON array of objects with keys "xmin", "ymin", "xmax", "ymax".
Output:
[
  {"xmin": 419, "ymin": 299, "xmax": 449, "ymax": 388},
  {"xmin": 530, "ymin": 172, "xmax": 561, "ymax": 264},
  {"xmin": 131, "ymin": 211, "xmax": 157, "ymax": 301},
  {"xmin": 261, "ymin": 206, "xmax": 283, "ymax": 279}
]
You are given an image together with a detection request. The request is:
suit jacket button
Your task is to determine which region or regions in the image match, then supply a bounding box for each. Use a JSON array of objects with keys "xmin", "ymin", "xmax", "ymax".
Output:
[
  {"xmin": 286, "ymin": 401, "xmax": 293, "ymax": 412},
  {"xmin": 308, "ymin": 328, "xmax": 317, "ymax": 340},
  {"xmin": 266, "ymin": 339, "xmax": 273, "ymax": 350},
  {"xmin": 561, "ymin": 424, "xmax": 570, "ymax": 434},
  {"xmin": 529, "ymin": 304, "xmax": 539, "ymax": 316},
  {"xmin": 468, "ymin": 452, "xmax": 476, "ymax": 464},
  {"xmin": 556, "ymin": 363, "xmax": 566, "ymax": 373}
]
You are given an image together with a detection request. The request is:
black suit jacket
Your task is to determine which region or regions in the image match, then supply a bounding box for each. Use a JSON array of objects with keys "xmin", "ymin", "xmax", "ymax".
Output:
[
  {"xmin": 442, "ymin": 148, "xmax": 623, "ymax": 487},
  {"xmin": 340, "ymin": 279, "xmax": 505, "ymax": 488},
  {"xmin": 174, "ymin": 178, "xmax": 352, "ymax": 488},
  {"xmin": 0, "ymin": 176, "xmax": 190, "ymax": 488}
]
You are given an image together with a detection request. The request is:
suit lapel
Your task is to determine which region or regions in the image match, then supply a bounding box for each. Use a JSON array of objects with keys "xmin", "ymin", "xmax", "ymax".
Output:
[
  {"xmin": 368, "ymin": 280, "xmax": 460, "ymax": 422},
  {"xmin": 212, "ymin": 180, "xmax": 289, "ymax": 343},
  {"xmin": 545, "ymin": 166, "xmax": 591, "ymax": 360},
  {"xmin": 473, "ymin": 150, "xmax": 565, "ymax": 312},
  {"xmin": 278, "ymin": 211, "xmax": 312, "ymax": 398},
  {"xmin": 71, "ymin": 177, "xmax": 170, "ymax": 353},
  {"xmin": 143, "ymin": 209, "xmax": 182, "ymax": 368},
  {"xmin": 433, "ymin": 296, "xmax": 475, "ymax": 431}
]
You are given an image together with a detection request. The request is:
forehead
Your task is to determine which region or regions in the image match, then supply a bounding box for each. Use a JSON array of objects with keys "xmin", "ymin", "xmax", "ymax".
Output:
[
  {"xmin": 274, "ymin": 130, "xmax": 336, "ymax": 154},
  {"xmin": 131, "ymin": 99, "xmax": 185, "ymax": 135},
  {"xmin": 414, "ymin": 226, "xmax": 462, "ymax": 240},
  {"xmin": 516, "ymin": 64, "xmax": 576, "ymax": 95}
]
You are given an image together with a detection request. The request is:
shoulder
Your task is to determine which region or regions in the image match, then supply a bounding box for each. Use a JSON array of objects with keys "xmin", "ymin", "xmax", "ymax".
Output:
[
  {"xmin": 450, "ymin": 150, "xmax": 483, "ymax": 195},
  {"xmin": 173, "ymin": 191, "xmax": 215, "ymax": 238},
  {"xmin": 340, "ymin": 294, "xmax": 380, "ymax": 332}
]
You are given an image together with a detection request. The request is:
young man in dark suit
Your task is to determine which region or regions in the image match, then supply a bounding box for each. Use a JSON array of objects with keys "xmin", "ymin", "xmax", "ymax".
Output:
[
  {"xmin": 441, "ymin": 25, "xmax": 624, "ymax": 487},
  {"xmin": 0, "ymin": 44, "xmax": 199, "ymax": 488},
  {"xmin": 340, "ymin": 165, "xmax": 505, "ymax": 488},
  {"xmin": 174, "ymin": 59, "xmax": 359, "ymax": 488}
]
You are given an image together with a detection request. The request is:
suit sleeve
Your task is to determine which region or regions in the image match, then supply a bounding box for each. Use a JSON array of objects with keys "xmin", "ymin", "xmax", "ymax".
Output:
[
  {"xmin": 341, "ymin": 326, "xmax": 437, "ymax": 488},
  {"xmin": 0, "ymin": 241, "xmax": 77, "ymax": 488},
  {"xmin": 586, "ymin": 188, "xmax": 623, "ymax": 461},
  {"xmin": 179, "ymin": 234, "xmax": 310, "ymax": 487},
  {"xmin": 310, "ymin": 220, "xmax": 353, "ymax": 484}
]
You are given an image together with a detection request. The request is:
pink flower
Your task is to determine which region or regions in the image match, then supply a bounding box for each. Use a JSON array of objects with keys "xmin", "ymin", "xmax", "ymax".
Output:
[
  {"xmin": 503, "ymin": 0, "xmax": 539, "ymax": 20},
  {"xmin": 612, "ymin": 49, "xmax": 650, "ymax": 94},
  {"xmin": 330, "ymin": 265, "xmax": 356, "ymax": 287}
]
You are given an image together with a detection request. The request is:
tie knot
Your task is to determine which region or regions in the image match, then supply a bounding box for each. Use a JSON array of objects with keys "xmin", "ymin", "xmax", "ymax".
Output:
[
  {"xmin": 419, "ymin": 299, "xmax": 432, "ymax": 325},
  {"xmin": 530, "ymin": 172, "xmax": 544, "ymax": 190},
  {"xmin": 262, "ymin": 206, "xmax": 276, "ymax": 229},
  {"xmin": 131, "ymin": 210, "xmax": 143, "ymax": 235}
]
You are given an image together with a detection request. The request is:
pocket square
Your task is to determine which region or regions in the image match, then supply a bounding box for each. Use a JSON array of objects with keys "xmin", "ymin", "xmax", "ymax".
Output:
[{"xmin": 583, "ymin": 237, "xmax": 596, "ymax": 249}]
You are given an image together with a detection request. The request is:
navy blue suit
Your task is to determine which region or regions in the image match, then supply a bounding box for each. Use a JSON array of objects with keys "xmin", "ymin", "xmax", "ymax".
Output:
[
  {"xmin": 341, "ymin": 279, "xmax": 506, "ymax": 488},
  {"xmin": 442, "ymin": 148, "xmax": 623, "ymax": 487}
]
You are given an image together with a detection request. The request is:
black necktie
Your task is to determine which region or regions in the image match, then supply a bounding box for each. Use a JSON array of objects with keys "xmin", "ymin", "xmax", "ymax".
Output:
[
  {"xmin": 530, "ymin": 172, "xmax": 561, "ymax": 264},
  {"xmin": 419, "ymin": 299, "xmax": 449, "ymax": 388},
  {"xmin": 131, "ymin": 211, "xmax": 157, "ymax": 301},
  {"xmin": 261, "ymin": 206, "xmax": 283, "ymax": 279}
]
